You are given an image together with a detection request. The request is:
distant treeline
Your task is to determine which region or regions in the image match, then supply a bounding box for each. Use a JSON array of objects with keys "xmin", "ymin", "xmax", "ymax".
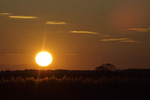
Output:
[
  {"xmin": 0, "ymin": 69, "xmax": 150, "ymax": 79},
  {"xmin": 0, "ymin": 69, "xmax": 150, "ymax": 100}
]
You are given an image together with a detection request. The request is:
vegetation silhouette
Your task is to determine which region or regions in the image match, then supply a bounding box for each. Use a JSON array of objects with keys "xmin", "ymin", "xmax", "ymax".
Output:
[
  {"xmin": 0, "ymin": 69, "xmax": 150, "ymax": 100},
  {"xmin": 96, "ymin": 63, "xmax": 116, "ymax": 71}
]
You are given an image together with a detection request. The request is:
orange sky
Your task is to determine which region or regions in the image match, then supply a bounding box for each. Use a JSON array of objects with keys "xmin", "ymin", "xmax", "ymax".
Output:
[{"xmin": 0, "ymin": 0, "xmax": 150, "ymax": 70}]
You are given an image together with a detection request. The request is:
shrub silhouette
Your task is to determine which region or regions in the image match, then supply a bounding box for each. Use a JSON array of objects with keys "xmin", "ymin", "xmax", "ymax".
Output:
[{"xmin": 96, "ymin": 63, "xmax": 116, "ymax": 71}]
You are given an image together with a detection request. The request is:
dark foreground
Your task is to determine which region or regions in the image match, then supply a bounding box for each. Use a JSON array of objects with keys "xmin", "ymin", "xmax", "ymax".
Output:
[{"xmin": 0, "ymin": 69, "xmax": 150, "ymax": 100}]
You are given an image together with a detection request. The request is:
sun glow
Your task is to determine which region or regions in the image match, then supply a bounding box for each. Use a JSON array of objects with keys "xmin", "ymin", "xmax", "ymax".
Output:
[{"xmin": 35, "ymin": 51, "xmax": 53, "ymax": 67}]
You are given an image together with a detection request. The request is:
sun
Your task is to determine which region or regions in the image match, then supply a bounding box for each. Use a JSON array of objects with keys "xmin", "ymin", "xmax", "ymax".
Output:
[{"xmin": 35, "ymin": 51, "xmax": 53, "ymax": 67}]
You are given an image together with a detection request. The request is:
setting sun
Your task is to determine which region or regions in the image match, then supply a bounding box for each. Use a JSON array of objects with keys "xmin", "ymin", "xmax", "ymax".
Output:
[{"xmin": 35, "ymin": 51, "xmax": 53, "ymax": 67}]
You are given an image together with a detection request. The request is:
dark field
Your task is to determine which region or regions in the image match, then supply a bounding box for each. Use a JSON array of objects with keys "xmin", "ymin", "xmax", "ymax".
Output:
[{"xmin": 0, "ymin": 69, "xmax": 150, "ymax": 100}]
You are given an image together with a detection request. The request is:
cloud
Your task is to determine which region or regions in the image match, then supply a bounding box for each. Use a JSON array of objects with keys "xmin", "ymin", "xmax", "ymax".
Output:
[
  {"xmin": 0, "ymin": 13, "xmax": 12, "ymax": 15},
  {"xmin": 65, "ymin": 53, "xmax": 78, "ymax": 56},
  {"xmin": 0, "ymin": 14, "xmax": 37, "ymax": 19},
  {"xmin": 101, "ymin": 38, "xmax": 140, "ymax": 43},
  {"xmin": 102, "ymin": 35, "xmax": 110, "ymax": 37},
  {"xmin": 5, "ymin": 53, "xmax": 33, "ymax": 56},
  {"xmin": 46, "ymin": 21, "xmax": 67, "ymax": 25},
  {"xmin": 70, "ymin": 31, "xmax": 100, "ymax": 35},
  {"xmin": 101, "ymin": 38, "xmax": 130, "ymax": 41},
  {"xmin": 120, "ymin": 40, "xmax": 141, "ymax": 43},
  {"xmin": 5, "ymin": 53, "xmax": 21, "ymax": 56},
  {"xmin": 9, "ymin": 16, "xmax": 38, "ymax": 19},
  {"xmin": 126, "ymin": 28, "xmax": 150, "ymax": 32}
]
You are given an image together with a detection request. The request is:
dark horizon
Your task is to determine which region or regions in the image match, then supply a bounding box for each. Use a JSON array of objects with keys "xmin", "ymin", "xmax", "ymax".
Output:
[
  {"xmin": 0, "ymin": 68, "xmax": 150, "ymax": 100},
  {"xmin": 0, "ymin": 64, "xmax": 150, "ymax": 71}
]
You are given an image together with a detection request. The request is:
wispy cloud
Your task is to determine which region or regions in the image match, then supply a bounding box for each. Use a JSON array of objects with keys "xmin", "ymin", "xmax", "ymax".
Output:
[
  {"xmin": 102, "ymin": 35, "xmax": 110, "ymax": 37},
  {"xmin": 46, "ymin": 21, "xmax": 67, "ymax": 25},
  {"xmin": 5, "ymin": 53, "xmax": 21, "ymax": 56},
  {"xmin": 126, "ymin": 28, "xmax": 150, "ymax": 32},
  {"xmin": 101, "ymin": 38, "xmax": 130, "ymax": 42},
  {"xmin": 5, "ymin": 53, "xmax": 33, "ymax": 56},
  {"xmin": 70, "ymin": 31, "xmax": 100, "ymax": 35},
  {"xmin": 65, "ymin": 53, "xmax": 78, "ymax": 56},
  {"xmin": 120, "ymin": 40, "xmax": 141, "ymax": 43},
  {"xmin": 9, "ymin": 16, "xmax": 38, "ymax": 19},
  {"xmin": 101, "ymin": 38, "xmax": 140, "ymax": 43},
  {"xmin": 0, "ymin": 13, "xmax": 12, "ymax": 15}
]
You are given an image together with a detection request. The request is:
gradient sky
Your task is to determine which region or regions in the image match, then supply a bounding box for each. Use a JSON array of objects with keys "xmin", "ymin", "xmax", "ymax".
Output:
[{"xmin": 0, "ymin": 0, "xmax": 150, "ymax": 70}]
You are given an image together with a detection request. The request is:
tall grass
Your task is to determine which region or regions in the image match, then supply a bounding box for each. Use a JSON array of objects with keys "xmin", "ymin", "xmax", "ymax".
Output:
[{"xmin": 0, "ymin": 70, "xmax": 150, "ymax": 100}]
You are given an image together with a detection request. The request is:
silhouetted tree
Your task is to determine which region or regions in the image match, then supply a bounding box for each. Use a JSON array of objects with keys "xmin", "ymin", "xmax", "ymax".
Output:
[{"xmin": 96, "ymin": 63, "xmax": 116, "ymax": 71}]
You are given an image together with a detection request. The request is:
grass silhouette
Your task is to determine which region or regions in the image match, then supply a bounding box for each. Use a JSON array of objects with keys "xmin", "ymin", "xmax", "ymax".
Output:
[{"xmin": 0, "ymin": 69, "xmax": 150, "ymax": 100}]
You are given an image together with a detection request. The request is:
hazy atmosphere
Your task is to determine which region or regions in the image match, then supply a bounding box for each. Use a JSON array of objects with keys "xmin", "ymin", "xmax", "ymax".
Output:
[{"xmin": 0, "ymin": 0, "xmax": 150, "ymax": 70}]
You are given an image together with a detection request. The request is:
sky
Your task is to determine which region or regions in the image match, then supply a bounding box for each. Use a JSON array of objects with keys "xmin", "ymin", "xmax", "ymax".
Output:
[{"xmin": 0, "ymin": 0, "xmax": 150, "ymax": 70}]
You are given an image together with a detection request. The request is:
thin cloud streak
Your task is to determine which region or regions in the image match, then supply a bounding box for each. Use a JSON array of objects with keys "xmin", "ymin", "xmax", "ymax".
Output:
[
  {"xmin": 65, "ymin": 53, "xmax": 78, "ymax": 56},
  {"xmin": 70, "ymin": 31, "xmax": 100, "ymax": 35},
  {"xmin": 9, "ymin": 16, "xmax": 38, "ymax": 19},
  {"xmin": 102, "ymin": 35, "xmax": 110, "ymax": 37},
  {"xmin": 46, "ymin": 21, "xmax": 67, "ymax": 25},
  {"xmin": 101, "ymin": 38, "xmax": 130, "ymax": 41},
  {"xmin": 5, "ymin": 53, "xmax": 33, "ymax": 56},
  {"xmin": 121, "ymin": 40, "xmax": 141, "ymax": 43},
  {"xmin": 0, "ymin": 13, "xmax": 12, "ymax": 15},
  {"xmin": 101, "ymin": 38, "xmax": 140, "ymax": 43},
  {"xmin": 126, "ymin": 28, "xmax": 150, "ymax": 32}
]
